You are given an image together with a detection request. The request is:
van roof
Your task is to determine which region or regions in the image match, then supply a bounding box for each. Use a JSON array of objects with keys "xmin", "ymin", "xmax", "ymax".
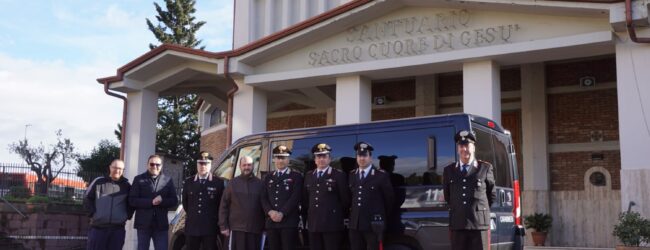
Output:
[{"xmin": 232, "ymin": 113, "xmax": 505, "ymax": 145}]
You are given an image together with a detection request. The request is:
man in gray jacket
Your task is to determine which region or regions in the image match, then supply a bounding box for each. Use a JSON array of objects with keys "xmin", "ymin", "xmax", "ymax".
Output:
[{"xmin": 84, "ymin": 159, "xmax": 134, "ymax": 250}]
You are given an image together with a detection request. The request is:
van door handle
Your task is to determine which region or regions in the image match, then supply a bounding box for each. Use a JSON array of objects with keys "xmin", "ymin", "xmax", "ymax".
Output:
[{"xmin": 499, "ymin": 190, "xmax": 506, "ymax": 206}]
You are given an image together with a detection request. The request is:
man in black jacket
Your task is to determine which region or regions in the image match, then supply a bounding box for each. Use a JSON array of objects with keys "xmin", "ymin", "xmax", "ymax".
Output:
[
  {"xmin": 129, "ymin": 154, "xmax": 178, "ymax": 250},
  {"xmin": 303, "ymin": 143, "xmax": 350, "ymax": 250},
  {"xmin": 443, "ymin": 130, "xmax": 496, "ymax": 250},
  {"xmin": 348, "ymin": 142, "xmax": 395, "ymax": 250},
  {"xmin": 219, "ymin": 155, "xmax": 266, "ymax": 250},
  {"xmin": 262, "ymin": 145, "xmax": 303, "ymax": 250},
  {"xmin": 183, "ymin": 151, "xmax": 225, "ymax": 250},
  {"xmin": 84, "ymin": 159, "xmax": 134, "ymax": 250}
]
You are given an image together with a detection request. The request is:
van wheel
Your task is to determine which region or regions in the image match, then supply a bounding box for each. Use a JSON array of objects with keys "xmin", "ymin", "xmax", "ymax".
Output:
[{"xmin": 384, "ymin": 244, "xmax": 414, "ymax": 250}]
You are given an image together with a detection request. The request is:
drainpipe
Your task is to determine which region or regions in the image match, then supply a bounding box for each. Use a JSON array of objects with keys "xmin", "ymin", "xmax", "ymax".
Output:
[
  {"xmin": 223, "ymin": 55, "xmax": 239, "ymax": 146},
  {"xmin": 626, "ymin": 0, "xmax": 650, "ymax": 43},
  {"xmin": 103, "ymin": 82, "xmax": 127, "ymax": 160}
]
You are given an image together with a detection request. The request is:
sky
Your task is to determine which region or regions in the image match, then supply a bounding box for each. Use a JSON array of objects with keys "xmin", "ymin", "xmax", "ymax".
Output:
[{"xmin": 0, "ymin": 0, "xmax": 234, "ymax": 167}]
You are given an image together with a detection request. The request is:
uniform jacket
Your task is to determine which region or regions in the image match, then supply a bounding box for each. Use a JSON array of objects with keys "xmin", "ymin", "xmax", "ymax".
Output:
[
  {"xmin": 303, "ymin": 166, "xmax": 350, "ymax": 232},
  {"xmin": 443, "ymin": 160, "xmax": 496, "ymax": 230},
  {"xmin": 182, "ymin": 173, "xmax": 225, "ymax": 236},
  {"xmin": 262, "ymin": 168, "xmax": 303, "ymax": 229},
  {"xmin": 84, "ymin": 176, "xmax": 134, "ymax": 228},
  {"xmin": 348, "ymin": 165, "xmax": 395, "ymax": 231},
  {"xmin": 129, "ymin": 172, "xmax": 178, "ymax": 230},
  {"xmin": 218, "ymin": 174, "xmax": 266, "ymax": 234}
]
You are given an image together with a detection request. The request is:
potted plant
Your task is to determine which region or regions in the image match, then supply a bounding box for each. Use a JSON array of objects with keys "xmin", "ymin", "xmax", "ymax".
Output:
[
  {"xmin": 524, "ymin": 213, "xmax": 553, "ymax": 246},
  {"xmin": 613, "ymin": 211, "xmax": 650, "ymax": 250}
]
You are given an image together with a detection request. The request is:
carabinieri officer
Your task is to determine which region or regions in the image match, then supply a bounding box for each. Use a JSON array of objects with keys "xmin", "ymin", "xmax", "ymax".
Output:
[
  {"xmin": 262, "ymin": 145, "xmax": 303, "ymax": 250},
  {"xmin": 182, "ymin": 151, "xmax": 225, "ymax": 250},
  {"xmin": 303, "ymin": 143, "xmax": 350, "ymax": 250},
  {"xmin": 443, "ymin": 130, "xmax": 496, "ymax": 250},
  {"xmin": 348, "ymin": 142, "xmax": 394, "ymax": 250}
]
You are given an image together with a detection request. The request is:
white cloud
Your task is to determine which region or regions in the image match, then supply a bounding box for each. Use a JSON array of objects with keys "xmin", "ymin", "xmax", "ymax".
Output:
[{"xmin": 0, "ymin": 53, "xmax": 122, "ymax": 165}]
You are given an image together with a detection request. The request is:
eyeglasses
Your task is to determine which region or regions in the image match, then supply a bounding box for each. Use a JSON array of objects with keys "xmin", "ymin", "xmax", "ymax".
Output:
[{"xmin": 149, "ymin": 163, "xmax": 162, "ymax": 167}]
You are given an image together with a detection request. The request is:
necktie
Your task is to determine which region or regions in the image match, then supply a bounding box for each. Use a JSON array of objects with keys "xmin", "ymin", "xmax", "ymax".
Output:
[
  {"xmin": 461, "ymin": 165, "xmax": 468, "ymax": 176},
  {"xmin": 360, "ymin": 170, "xmax": 365, "ymax": 180},
  {"xmin": 200, "ymin": 179, "xmax": 205, "ymax": 185}
]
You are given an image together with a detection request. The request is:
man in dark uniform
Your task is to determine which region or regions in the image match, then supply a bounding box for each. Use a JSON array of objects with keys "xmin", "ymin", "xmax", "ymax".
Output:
[
  {"xmin": 348, "ymin": 142, "xmax": 395, "ymax": 250},
  {"xmin": 183, "ymin": 151, "xmax": 225, "ymax": 250},
  {"xmin": 443, "ymin": 130, "xmax": 496, "ymax": 250},
  {"xmin": 303, "ymin": 143, "xmax": 350, "ymax": 250},
  {"xmin": 262, "ymin": 145, "xmax": 303, "ymax": 250},
  {"xmin": 219, "ymin": 156, "xmax": 266, "ymax": 250}
]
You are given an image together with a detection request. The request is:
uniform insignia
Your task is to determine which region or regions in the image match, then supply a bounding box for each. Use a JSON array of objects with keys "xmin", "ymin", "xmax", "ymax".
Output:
[
  {"xmin": 207, "ymin": 187, "xmax": 216, "ymax": 191},
  {"xmin": 317, "ymin": 143, "xmax": 327, "ymax": 150},
  {"xmin": 269, "ymin": 180, "xmax": 274, "ymax": 183}
]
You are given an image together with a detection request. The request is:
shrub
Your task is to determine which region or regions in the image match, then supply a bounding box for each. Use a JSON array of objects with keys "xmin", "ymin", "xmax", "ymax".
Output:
[
  {"xmin": 612, "ymin": 211, "xmax": 650, "ymax": 247},
  {"xmin": 524, "ymin": 213, "xmax": 553, "ymax": 233},
  {"xmin": 26, "ymin": 195, "xmax": 50, "ymax": 204},
  {"xmin": 8, "ymin": 186, "xmax": 30, "ymax": 199}
]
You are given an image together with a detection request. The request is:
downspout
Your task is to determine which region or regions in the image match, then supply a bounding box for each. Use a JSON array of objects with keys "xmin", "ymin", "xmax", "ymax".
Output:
[
  {"xmin": 103, "ymin": 82, "xmax": 127, "ymax": 160},
  {"xmin": 224, "ymin": 55, "xmax": 239, "ymax": 146},
  {"xmin": 626, "ymin": 0, "xmax": 650, "ymax": 43}
]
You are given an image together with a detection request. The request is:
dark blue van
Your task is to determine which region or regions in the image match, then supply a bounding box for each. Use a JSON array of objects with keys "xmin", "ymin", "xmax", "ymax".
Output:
[{"xmin": 169, "ymin": 113, "xmax": 525, "ymax": 250}]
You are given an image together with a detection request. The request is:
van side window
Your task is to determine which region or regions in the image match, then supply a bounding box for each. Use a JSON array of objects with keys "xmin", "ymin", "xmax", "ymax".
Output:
[
  {"xmin": 234, "ymin": 144, "xmax": 262, "ymax": 178},
  {"xmin": 473, "ymin": 128, "xmax": 496, "ymax": 170},
  {"xmin": 359, "ymin": 127, "xmax": 455, "ymax": 210},
  {"xmin": 215, "ymin": 152, "xmax": 236, "ymax": 180},
  {"xmin": 492, "ymin": 135, "xmax": 513, "ymax": 188},
  {"xmin": 271, "ymin": 135, "xmax": 356, "ymax": 174}
]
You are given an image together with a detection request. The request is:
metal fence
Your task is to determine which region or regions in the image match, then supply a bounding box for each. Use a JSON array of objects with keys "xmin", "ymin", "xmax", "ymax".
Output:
[{"xmin": 0, "ymin": 163, "xmax": 102, "ymax": 204}]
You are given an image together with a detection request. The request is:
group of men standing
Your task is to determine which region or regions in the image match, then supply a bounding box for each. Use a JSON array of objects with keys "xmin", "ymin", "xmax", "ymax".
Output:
[
  {"xmin": 83, "ymin": 129, "xmax": 496, "ymax": 250},
  {"xmin": 213, "ymin": 141, "xmax": 395, "ymax": 250},
  {"xmin": 84, "ymin": 154, "xmax": 179, "ymax": 250}
]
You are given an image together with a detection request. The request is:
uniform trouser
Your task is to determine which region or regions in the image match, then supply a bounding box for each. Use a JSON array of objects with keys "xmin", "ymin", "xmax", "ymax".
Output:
[
  {"xmin": 308, "ymin": 231, "xmax": 342, "ymax": 250},
  {"xmin": 266, "ymin": 228, "xmax": 298, "ymax": 250},
  {"xmin": 137, "ymin": 229, "xmax": 168, "ymax": 250},
  {"xmin": 186, "ymin": 235, "xmax": 218, "ymax": 250},
  {"xmin": 348, "ymin": 229, "xmax": 380, "ymax": 250},
  {"xmin": 229, "ymin": 231, "xmax": 261, "ymax": 250},
  {"xmin": 450, "ymin": 229, "xmax": 490, "ymax": 250},
  {"xmin": 86, "ymin": 227, "xmax": 125, "ymax": 250}
]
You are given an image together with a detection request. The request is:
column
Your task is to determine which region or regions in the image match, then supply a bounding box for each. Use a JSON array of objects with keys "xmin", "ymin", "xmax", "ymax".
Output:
[
  {"xmin": 336, "ymin": 75, "xmax": 371, "ymax": 124},
  {"xmin": 520, "ymin": 63, "xmax": 551, "ymax": 214},
  {"xmin": 415, "ymin": 75, "xmax": 437, "ymax": 116},
  {"xmin": 123, "ymin": 88, "xmax": 158, "ymax": 249},
  {"xmin": 616, "ymin": 33, "xmax": 650, "ymax": 218},
  {"xmin": 232, "ymin": 77, "xmax": 268, "ymax": 142},
  {"xmin": 462, "ymin": 60, "xmax": 501, "ymax": 122}
]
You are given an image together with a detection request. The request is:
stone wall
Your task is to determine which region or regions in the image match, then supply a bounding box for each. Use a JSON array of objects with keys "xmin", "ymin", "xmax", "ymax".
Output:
[{"xmin": 0, "ymin": 203, "xmax": 89, "ymax": 250}]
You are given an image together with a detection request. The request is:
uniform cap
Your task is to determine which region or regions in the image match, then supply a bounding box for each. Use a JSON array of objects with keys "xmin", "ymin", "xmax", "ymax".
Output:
[
  {"xmin": 311, "ymin": 143, "xmax": 332, "ymax": 155},
  {"xmin": 197, "ymin": 151, "xmax": 213, "ymax": 163},
  {"xmin": 454, "ymin": 130, "xmax": 476, "ymax": 145},
  {"xmin": 272, "ymin": 145, "xmax": 292, "ymax": 157},
  {"xmin": 354, "ymin": 142, "xmax": 374, "ymax": 155}
]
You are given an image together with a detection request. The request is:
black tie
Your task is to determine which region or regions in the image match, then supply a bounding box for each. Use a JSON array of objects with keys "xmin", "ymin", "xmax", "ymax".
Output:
[
  {"xmin": 318, "ymin": 171, "xmax": 323, "ymax": 179},
  {"xmin": 360, "ymin": 170, "xmax": 365, "ymax": 180},
  {"xmin": 200, "ymin": 179, "xmax": 205, "ymax": 185},
  {"xmin": 461, "ymin": 165, "xmax": 469, "ymax": 176}
]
